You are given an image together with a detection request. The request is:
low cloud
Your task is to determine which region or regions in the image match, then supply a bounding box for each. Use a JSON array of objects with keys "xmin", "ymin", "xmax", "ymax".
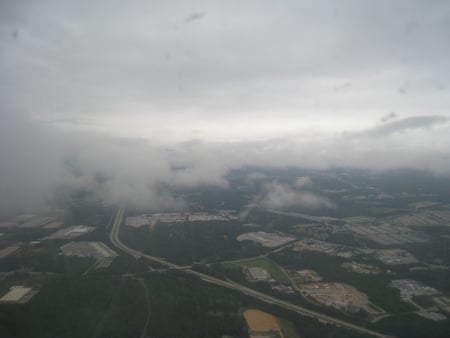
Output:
[
  {"xmin": 367, "ymin": 115, "xmax": 448, "ymax": 136},
  {"xmin": 247, "ymin": 172, "xmax": 267, "ymax": 181},
  {"xmin": 294, "ymin": 176, "xmax": 313, "ymax": 188},
  {"xmin": 1, "ymin": 113, "xmax": 450, "ymax": 215},
  {"xmin": 1, "ymin": 1, "xmax": 449, "ymax": 216},
  {"xmin": 380, "ymin": 112, "xmax": 397, "ymax": 123},
  {"xmin": 259, "ymin": 182, "xmax": 334, "ymax": 210},
  {"xmin": 184, "ymin": 12, "xmax": 206, "ymax": 24}
]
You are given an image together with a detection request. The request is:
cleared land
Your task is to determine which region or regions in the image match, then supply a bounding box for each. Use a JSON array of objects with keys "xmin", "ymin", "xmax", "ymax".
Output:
[
  {"xmin": 0, "ymin": 245, "xmax": 20, "ymax": 258},
  {"xmin": 288, "ymin": 269, "xmax": 322, "ymax": 286},
  {"xmin": 243, "ymin": 309, "xmax": 301, "ymax": 338},
  {"xmin": 243, "ymin": 309, "xmax": 282, "ymax": 337}
]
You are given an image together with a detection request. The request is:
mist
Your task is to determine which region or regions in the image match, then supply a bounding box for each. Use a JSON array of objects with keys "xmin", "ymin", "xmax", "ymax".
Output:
[{"xmin": 1, "ymin": 1, "xmax": 450, "ymax": 213}]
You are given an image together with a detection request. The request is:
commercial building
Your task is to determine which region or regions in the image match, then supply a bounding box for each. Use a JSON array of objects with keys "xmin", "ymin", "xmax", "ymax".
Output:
[
  {"xmin": 0, "ymin": 286, "xmax": 35, "ymax": 303},
  {"xmin": 245, "ymin": 267, "xmax": 274, "ymax": 282}
]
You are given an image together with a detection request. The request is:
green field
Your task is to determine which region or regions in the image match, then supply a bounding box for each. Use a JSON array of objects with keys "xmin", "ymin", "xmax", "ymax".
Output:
[
  {"xmin": 278, "ymin": 318, "xmax": 301, "ymax": 338},
  {"xmin": 226, "ymin": 257, "xmax": 291, "ymax": 284}
]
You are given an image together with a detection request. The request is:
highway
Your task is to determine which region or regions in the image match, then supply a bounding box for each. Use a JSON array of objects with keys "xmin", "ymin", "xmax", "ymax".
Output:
[{"xmin": 109, "ymin": 207, "xmax": 392, "ymax": 338}]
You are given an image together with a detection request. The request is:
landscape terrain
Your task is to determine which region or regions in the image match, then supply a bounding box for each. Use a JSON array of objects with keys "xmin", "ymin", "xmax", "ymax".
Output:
[
  {"xmin": 1, "ymin": 3, "xmax": 450, "ymax": 337},
  {"xmin": 1, "ymin": 167, "xmax": 449, "ymax": 338}
]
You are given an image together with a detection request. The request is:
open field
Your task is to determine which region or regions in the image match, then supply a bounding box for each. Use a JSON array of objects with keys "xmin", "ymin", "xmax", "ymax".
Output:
[
  {"xmin": 243, "ymin": 309, "xmax": 282, "ymax": 336},
  {"xmin": 227, "ymin": 257, "xmax": 291, "ymax": 284}
]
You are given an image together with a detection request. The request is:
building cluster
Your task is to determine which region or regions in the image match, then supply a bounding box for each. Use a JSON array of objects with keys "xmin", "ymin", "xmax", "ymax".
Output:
[
  {"xmin": 389, "ymin": 279, "xmax": 447, "ymax": 321},
  {"xmin": 298, "ymin": 282, "xmax": 382, "ymax": 314},
  {"xmin": 389, "ymin": 209, "xmax": 450, "ymax": 228},
  {"xmin": 244, "ymin": 266, "xmax": 294, "ymax": 294},
  {"xmin": 389, "ymin": 279, "xmax": 439, "ymax": 299},
  {"xmin": 245, "ymin": 267, "xmax": 275, "ymax": 283},
  {"xmin": 293, "ymin": 239, "xmax": 353, "ymax": 258},
  {"xmin": 341, "ymin": 261, "xmax": 383, "ymax": 275},
  {"xmin": 374, "ymin": 249, "xmax": 418, "ymax": 265},
  {"xmin": 60, "ymin": 241, "xmax": 118, "ymax": 268},
  {"xmin": 289, "ymin": 269, "xmax": 322, "ymax": 284},
  {"xmin": 43, "ymin": 225, "xmax": 95, "ymax": 240},
  {"xmin": 344, "ymin": 222, "xmax": 428, "ymax": 246},
  {"xmin": 237, "ymin": 231, "xmax": 296, "ymax": 248},
  {"xmin": 125, "ymin": 210, "xmax": 238, "ymax": 228}
]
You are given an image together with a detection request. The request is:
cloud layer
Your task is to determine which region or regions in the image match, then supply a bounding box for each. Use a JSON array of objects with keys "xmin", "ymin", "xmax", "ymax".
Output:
[
  {"xmin": 260, "ymin": 181, "xmax": 334, "ymax": 210},
  {"xmin": 1, "ymin": 1, "xmax": 450, "ymax": 213}
]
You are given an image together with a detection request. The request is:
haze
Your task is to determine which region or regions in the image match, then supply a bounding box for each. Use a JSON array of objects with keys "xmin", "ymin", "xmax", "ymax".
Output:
[{"xmin": 1, "ymin": 0, "xmax": 450, "ymax": 213}]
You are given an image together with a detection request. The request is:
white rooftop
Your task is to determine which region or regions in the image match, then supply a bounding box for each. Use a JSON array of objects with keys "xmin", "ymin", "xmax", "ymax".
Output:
[{"xmin": 0, "ymin": 286, "xmax": 32, "ymax": 302}]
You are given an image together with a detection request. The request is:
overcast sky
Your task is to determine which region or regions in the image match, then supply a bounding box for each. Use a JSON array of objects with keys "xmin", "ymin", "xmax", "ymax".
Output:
[{"xmin": 1, "ymin": 0, "xmax": 450, "ymax": 212}]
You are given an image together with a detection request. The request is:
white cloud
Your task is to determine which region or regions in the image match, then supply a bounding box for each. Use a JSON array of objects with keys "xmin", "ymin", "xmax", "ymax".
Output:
[
  {"xmin": 260, "ymin": 182, "xmax": 334, "ymax": 210},
  {"xmin": 295, "ymin": 176, "xmax": 313, "ymax": 188}
]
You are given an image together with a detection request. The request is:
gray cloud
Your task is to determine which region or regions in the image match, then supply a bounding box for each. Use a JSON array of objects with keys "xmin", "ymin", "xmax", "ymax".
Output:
[
  {"xmin": 246, "ymin": 172, "xmax": 267, "ymax": 181},
  {"xmin": 1, "ymin": 1, "xmax": 450, "ymax": 214},
  {"xmin": 367, "ymin": 115, "xmax": 448, "ymax": 136},
  {"xmin": 294, "ymin": 176, "xmax": 313, "ymax": 188},
  {"xmin": 1, "ymin": 0, "xmax": 449, "ymax": 125},
  {"xmin": 184, "ymin": 12, "xmax": 206, "ymax": 24},
  {"xmin": 1, "ymin": 114, "xmax": 450, "ymax": 214},
  {"xmin": 380, "ymin": 112, "xmax": 397, "ymax": 123}
]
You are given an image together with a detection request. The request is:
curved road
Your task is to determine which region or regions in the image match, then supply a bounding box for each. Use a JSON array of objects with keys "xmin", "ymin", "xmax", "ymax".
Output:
[{"xmin": 109, "ymin": 207, "xmax": 392, "ymax": 338}]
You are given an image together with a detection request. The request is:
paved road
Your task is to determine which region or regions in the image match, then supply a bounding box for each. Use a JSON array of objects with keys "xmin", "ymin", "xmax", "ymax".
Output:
[
  {"xmin": 220, "ymin": 241, "xmax": 294, "ymax": 266},
  {"xmin": 109, "ymin": 207, "xmax": 392, "ymax": 338}
]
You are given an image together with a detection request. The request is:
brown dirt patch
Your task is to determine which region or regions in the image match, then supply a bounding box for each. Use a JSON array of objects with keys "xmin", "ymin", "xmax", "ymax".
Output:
[{"xmin": 243, "ymin": 309, "xmax": 281, "ymax": 334}]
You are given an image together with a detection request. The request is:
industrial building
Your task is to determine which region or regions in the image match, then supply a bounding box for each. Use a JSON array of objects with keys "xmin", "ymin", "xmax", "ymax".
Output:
[
  {"xmin": 0, "ymin": 286, "xmax": 36, "ymax": 304},
  {"xmin": 245, "ymin": 267, "xmax": 274, "ymax": 282},
  {"xmin": 237, "ymin": 231, "xmax": 296, "ymax": 248}
]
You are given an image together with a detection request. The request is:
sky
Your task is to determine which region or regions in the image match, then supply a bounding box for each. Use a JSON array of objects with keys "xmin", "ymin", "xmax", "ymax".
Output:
[{"xmin": 1, "ymin": 0, "xmax": 450, "ymax": 213}]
